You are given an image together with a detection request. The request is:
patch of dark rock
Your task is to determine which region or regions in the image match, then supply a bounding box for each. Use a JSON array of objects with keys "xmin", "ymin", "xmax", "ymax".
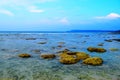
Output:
[
  {"xmin": 25, "ymin": 38, "xmax": 36, "ymax": 40},
  {"xmin": 104, "ymin": 39, "xmax": 112, "ymax": 42}
]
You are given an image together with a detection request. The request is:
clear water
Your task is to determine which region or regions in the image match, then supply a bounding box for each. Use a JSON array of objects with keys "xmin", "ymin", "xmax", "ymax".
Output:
[{"xmin": 0, "ymin": 32, "xmax": 120, "ymax": 80}]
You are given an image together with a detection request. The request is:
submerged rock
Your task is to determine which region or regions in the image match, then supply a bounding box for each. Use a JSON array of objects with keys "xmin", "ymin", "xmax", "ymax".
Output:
[
  {"xmin": 37, "ymin": 41, "xmax": 47, "ymax": 44},
  {"xmin": 57, "ymin": 49, "xmax": 70, "ymax": 53},
  {"xmin": 32, "ymin": 49, "xmax": 41, "ymax": 53},
  {"xmin": 83, "ymin": 57, "xmax": 103, "ymax": 66},
  {"xmin": 112, "ymin": 39, "xmax": 120, "ymax": 42},
  {"xmin": 25, "ymin": 38, "xmax": 36, "ymax": 40},
  {"xmin": 18, "ymin": 53, "xmax": 31, "ymax": 58},
  {"xmin": 41, "ymin": 54, "xmax": 56, "ymax": 59},
  {"xmin": 58, "ymin": 42, "xmax": 65, "ymax": 45},
  {"xmin": 110, "ymin": 48, "xmax": 119, "ymax": 51},
  {"xmin": 87, "ymin": 47, "xmax": 106, "ymax": 53},
  {"xmin": 98, "ymin": 43, "xmax": 104, "ymax": 46},
  {"xmin": 57, "ymin": 45, "xmax": 63, "ymax": 48},
  {"xmin": 1, "ymin": 49, "xmax": 9, "ymax": 51},
  {"xmin": 104, "ymin": 39, "xmax": 112, "ymax": 42}
]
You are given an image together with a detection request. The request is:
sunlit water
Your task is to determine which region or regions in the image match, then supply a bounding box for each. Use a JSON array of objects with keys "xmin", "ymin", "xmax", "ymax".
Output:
[{"xmin": 0, "ymin": 32, "xmax": 120, "ymax": 80}]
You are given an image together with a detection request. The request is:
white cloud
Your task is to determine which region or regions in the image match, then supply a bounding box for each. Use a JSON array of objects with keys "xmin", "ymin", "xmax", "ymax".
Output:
[
  {"xmin": 30, "ymin": 9, "xmax": 44, "ymax": 13},
  {"xmin": 59, "ymin": 17, "xmax": 70, "ymax": 24},
  {"xmin": 0, "ymin": 9, "xmax": 14, "ymax": 16},
  {"xmin": 0, "ymin": 0, "xmax": 56, "ymax": 13},
  {"xmin": 0, "ymin": 0, "xmax": 56, "ymax": 6},
  {"xmin": 28, "ymin": 6, "xmax": 44, "ymax": 13},
  {"xmin": 95, "ymin": 13, "xmax": 120, "ymax": 19}
]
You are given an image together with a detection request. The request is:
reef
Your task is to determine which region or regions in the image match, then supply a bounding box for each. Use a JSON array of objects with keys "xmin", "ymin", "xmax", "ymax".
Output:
[
  {"xmin": 18, "ymin": 53, "xmax": 31, "ymax": 58},
  {"xmin": 41, "ymin": 54, "xmax": 56, "ymax": 59},
  {"xmin": 87, "ymin": 47, "xmax": 106, "ymax": 53},
  {"xmin": 83, "ymin": 57, "xmax": 103, "ymax": 66}
]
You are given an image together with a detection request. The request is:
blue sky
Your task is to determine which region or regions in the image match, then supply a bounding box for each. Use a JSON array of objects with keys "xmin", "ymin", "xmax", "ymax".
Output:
[{"xmin": 0, "ymin": 0, "xmax": 120, "ymax": 31}]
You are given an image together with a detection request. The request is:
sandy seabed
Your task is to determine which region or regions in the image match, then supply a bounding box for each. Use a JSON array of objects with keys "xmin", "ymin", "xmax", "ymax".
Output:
[{"xmin": 0, "ymin": 32, "xmax": 120, "ymax": 80}]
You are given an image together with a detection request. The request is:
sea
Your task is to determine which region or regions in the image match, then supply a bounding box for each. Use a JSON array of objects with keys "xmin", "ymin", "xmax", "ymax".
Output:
[{"xmin": 0, "ymin": 31, "xmax": 120, "ymax": 80}]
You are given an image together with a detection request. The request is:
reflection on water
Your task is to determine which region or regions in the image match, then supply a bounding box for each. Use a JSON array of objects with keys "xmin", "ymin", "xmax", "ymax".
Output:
[{"xmin": 0, "ymin": 32, "xmax": 120, "ymax": 80}]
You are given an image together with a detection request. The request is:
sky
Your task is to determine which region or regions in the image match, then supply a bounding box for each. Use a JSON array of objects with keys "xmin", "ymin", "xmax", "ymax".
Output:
[{"xmin": 0, "ymin": 0, "xmax": 120, "ymax": 31}]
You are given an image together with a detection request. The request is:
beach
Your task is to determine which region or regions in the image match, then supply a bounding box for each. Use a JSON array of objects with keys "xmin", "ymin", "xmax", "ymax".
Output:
[{"xmin": 0, "ymin": 32, "xmax": 120, "ymax": 80}]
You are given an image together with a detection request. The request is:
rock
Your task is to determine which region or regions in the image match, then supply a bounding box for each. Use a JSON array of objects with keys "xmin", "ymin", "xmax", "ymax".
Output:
[
  {"xmin": 25, "ymin": 38, "xmax": 36, "ymax": 40},
  {"xmin": 112, "ymin": 39, "xmax": 120, "ymax": 42},
  {"xmin": 59, "ymin": 57, "xmax": 78, "ymax": 64},
  {"xmin": 18, "ymin": 53, "xmax": 31, "ymax": 58},
  {"xmin": 59, "ymin": 51, "xmax": 90, "ymax": 64},
  {"xmin": 76, "ymin": 52, "xmax": 90, "ymax": 60},
  {"xmin": 104, "ymin": 39, "xmax": 112, "ymax": 42},
  {"xmin": 1, "ymin": 49, "xmax": 8, "ymax": 51},
  {"xmin": 70, "ymin": 47, "xmax": 77, "ymax": 49},
  {"xmin": 59, "ymin": 52, "xmax": 78, "ymax": 64},
  {"xmin": 57, "ymin": 45, "xmax": 63, "ymax": 48},
  {"xmin": 41, "ymin": 54, "xmax": 56, "ymax": 59},
  {"xmin": 87, "ymin": 47, "xmax": 106, "ymax": 53},
  {"xmin": 58, "ymin": 42, "xmax": 65, "ymax": 45},
  {"xmin": 98, "ymin": 43, "xmax": 104, "ymax": 46},
  {"xmin": 110, "ymin": 48, "xmax": 119, "ymax": 51},
  {"xmin": 37, "ymin": 41, "xmax": 47, "ymax": 44},
  {"xmin": 57, "ymin": 49, "xmax": 70, "ymax": 53},
  {"xmin": 83, "ymin": 57, "xmax": 103, "ymax": 66},
  {"xmin": 32, "ymin": 49, "xmax": 41, "ymax": 53}
]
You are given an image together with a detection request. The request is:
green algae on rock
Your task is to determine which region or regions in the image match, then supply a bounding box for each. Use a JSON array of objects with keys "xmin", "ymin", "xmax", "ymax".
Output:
[
  {"xmin": 87, "ymin": 47, "xmax": 106, "ymax": 53},
  {"xmin": 41, "ymin": 54, "xmax": 56, "ymax": 59},
  {"xmin": 18, "ymin": 53, "xmax": 31, "ymax": 58},
  {"xmin": 83, "ymin": 57, "xmax": 103, "ymax": 66}
]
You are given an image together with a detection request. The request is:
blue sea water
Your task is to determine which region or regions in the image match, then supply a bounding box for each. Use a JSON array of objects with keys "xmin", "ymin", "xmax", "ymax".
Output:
[{"xmin": 0, "ymin": 32, "xmax": 120, "ymax": 80}]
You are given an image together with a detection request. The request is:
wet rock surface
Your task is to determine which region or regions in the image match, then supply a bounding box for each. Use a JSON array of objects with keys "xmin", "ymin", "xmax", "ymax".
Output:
[
  {"xmin": 87, "ymin": 47, "xmax": 106, "ymax": 53},
  {"xmin": 83, "ymin": 57, "xmax": 103, "ymax": 66},
  {"xmin": 18, "ymin": 53, "xmax": 31, "ymax": 58},
  {"xmin": 41, "ymin": 54, "xmax": 56, "ymax": 59}
]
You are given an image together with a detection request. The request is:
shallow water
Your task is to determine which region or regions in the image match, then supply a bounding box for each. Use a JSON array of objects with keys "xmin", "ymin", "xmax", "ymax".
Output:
[{"xmin": 0, "ymin": 32, "xmax": 120, "ymax": 80}]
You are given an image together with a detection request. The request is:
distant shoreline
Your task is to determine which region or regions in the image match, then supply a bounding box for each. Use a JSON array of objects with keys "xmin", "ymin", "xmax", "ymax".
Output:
[{"xmin": 0, "ymin": 30, "xmax": 118, "ymax": 33}]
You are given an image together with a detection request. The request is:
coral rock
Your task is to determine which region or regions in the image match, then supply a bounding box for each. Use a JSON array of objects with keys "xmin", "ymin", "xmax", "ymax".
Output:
[
  {"xmin": 59, "ymin": 57, "xmax": 78, "ymax": 64},
  {"xmin": 41, "ymin": 54, "xmax": 56, "ymax": 59},
  {"xmin": 59, "ymin": 51, "xmax": 90, "ymax": 64},
  {"xmin": 87, "ymin": 47, "xmax": 106, "ymax": 53},
  {"xmin": 18, "ymin": 53, "xmax": 31, "ymax": 58},
  {"xmin": 83, "ymin": 57, "xmax": 103, "ymax": 66},
  {"xmin": 76, "ymin": 52, "xmax": 90, "ymax": 60}
]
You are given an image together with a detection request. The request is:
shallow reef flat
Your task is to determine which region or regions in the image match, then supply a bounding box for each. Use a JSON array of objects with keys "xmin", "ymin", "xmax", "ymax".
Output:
[{"xmin": 0, "ymin": 32, "xmax": 120, "ymax": 80}]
